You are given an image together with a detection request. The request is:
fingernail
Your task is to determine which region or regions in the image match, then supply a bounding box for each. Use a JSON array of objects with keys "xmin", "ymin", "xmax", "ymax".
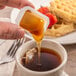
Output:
[{"xmin": 17, "ymin": 28, "xmax": 25, "ymax": 38}]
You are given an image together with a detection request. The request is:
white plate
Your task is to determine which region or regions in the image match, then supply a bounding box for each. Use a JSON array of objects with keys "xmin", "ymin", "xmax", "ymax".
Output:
[{"xmin": 10, "ymin": 0, "xmax": 76, "ymax": 45}]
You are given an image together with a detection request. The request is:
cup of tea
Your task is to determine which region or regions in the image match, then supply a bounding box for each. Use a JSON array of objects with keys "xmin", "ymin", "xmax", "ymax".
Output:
[{"xmin": 16, "ymin": 39, "xmax": 67, "ymax": 76}]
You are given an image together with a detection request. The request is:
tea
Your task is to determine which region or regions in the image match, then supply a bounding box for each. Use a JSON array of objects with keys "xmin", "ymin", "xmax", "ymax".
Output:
[{"xmin": 21, "ymin": 47, "xmax": 62, "ymax": 72}]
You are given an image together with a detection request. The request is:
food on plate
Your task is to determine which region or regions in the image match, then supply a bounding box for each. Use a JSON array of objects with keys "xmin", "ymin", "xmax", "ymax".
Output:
[
  {"xmin": 38, "ymin": 0, "xmax": 76, "ymax": 37},
  {"xmin": 50, "ymin": 0, "xmax": 76, "ymax": 23},
  {"xmin": 38, "ymin": 7, "xmax": 49, "ymax": 14},
  {"xmin": 38, "ymin": 7, "xmax": 57, "ymax": 28},
  {"xmin": 45, "ymin": 13, "xmax": 57, "ymax": 28},
  {"xmin": 45, "ymin": 23, "xmax": 75, "ymax": 37}
]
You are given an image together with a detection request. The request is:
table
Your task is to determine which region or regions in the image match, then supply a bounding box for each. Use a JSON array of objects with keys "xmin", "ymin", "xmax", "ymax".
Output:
[{"xmin": 0, "ymin": 7, "xmax": 76, "ymax": 76}]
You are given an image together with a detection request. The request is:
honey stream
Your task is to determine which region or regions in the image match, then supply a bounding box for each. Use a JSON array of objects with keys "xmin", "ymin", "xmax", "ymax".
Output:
[{"xmin": 20, "ymin": 10, "xmax": 45, "ymax": 64}]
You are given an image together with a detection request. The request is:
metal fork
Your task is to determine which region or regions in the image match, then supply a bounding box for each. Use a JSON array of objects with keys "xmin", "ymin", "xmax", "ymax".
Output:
[{"xmin": 0, "ymin": 37, "xmax": 26, "ymax": 64}]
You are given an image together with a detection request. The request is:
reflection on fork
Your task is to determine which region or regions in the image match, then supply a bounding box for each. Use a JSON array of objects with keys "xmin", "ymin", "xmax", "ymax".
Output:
[{"xmin": 0, "ymin": 37, "xmax": 26, "ymax": 65}]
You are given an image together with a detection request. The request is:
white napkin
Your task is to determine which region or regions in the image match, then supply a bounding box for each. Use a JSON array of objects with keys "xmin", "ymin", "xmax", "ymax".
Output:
[{"xmin": 0, "ymin": 18, "xmax": 16, "ymax": 76}]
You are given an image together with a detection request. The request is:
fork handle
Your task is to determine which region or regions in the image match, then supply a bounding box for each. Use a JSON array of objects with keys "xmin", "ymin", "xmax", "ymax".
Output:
[{"xmin": 0, "ymin": 58, "xmax": 14, "ymax": 65}]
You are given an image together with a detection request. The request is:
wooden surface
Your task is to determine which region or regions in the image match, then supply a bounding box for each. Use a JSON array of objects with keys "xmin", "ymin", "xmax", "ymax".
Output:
[{"xmin": 0, "ymin": 7, "xmax": 76, "ymax": 76}]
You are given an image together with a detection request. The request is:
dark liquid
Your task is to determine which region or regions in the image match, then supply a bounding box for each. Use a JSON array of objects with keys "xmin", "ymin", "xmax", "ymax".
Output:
[{"xmin": 21, "ymin": 48, "xmax": 62, "ymax": 72}]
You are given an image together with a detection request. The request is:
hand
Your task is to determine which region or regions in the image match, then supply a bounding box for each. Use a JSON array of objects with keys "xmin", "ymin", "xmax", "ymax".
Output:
[
  {"xmin": 0, "ymin": 0, "xmax": 34, "ymax": 9},
  {"xmin": 0, "ymin": 0, "xmax": 34, "ymax": 39},
  {"xmin": 0, "ymin": 22, "xmax": 25, "ymax": 39}
]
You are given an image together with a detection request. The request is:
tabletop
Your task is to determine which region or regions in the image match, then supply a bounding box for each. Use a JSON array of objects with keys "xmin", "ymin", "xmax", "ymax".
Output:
[{"xmin": 0, "ymin": 7, "xmax": 76, "ymax": 76}]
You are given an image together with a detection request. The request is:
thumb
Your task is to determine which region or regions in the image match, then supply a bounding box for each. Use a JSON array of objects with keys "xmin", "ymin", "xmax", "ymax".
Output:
[
  {"xmin": 0, "ymin": 5, "xmax": 5, "ymax": 9},
  {"xmin": 0, "ymin": 22, "xmax": 25, "ymax": 39}
]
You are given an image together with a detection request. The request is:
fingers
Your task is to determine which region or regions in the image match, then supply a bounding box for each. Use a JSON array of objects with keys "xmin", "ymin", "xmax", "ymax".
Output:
[
  {"xmin": 0, "ymin": 22, "xmax": 25, "ymax": 39},
  {"xmin": 18, "ymin": 0, "xmax": 34, "ymax": 9},
  {"xmin": 0, "ymin": 0, "xmax": 34, "ymax": 8},
  {"xmin": 0, "ymin": 5, "xmax": 5, "ymax": 9}
]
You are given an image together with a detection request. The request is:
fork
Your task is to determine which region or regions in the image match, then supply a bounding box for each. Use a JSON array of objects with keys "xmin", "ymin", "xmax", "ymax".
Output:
[{"xmin": 0, "ymin": 37, "xmax": 26, "ymax": 64}]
